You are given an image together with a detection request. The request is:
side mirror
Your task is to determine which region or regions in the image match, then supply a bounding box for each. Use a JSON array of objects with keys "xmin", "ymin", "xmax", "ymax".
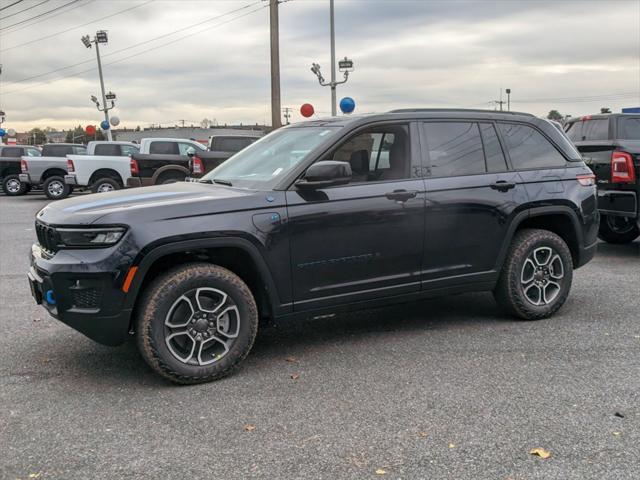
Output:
[
  {"xmin": 186, "ymin": 147, "xmax": 196, "ymax": 157},
  {"xmin": 296, "ymin": 161, "xmax": 351, "ymax": 189}
]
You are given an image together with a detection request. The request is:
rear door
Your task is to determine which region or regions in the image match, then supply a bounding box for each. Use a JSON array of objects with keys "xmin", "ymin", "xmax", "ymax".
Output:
[
  {"xmin": 420, "ymin": 120, "xmax": 527, "ymax": 287},
  {"xmin": 287, "ymin": 122, "xmax": 426, "ymax": 310}
]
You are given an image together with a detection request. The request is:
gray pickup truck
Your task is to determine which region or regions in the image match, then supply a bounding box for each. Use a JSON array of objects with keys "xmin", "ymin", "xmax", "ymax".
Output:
[
  {"xmin": 0, "ymin": 144, "xmax": 41, "ymax": 196},
  {"xmin": 20, "ymin": 143, "xmax": 86, "ymax": 200}
]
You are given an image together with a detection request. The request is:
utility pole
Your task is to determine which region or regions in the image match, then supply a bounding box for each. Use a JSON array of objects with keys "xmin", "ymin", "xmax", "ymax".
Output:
[
  {"xmin": 329, "ymin": 0, "xmax": 337, "ymax": 116},
  {"xmin": 82, "ymin": 31, "xmax": 114, "ymax": 141},
  {"xmin": 506, "ymin": 88, "xmax": 511, "ymax": 111},
  {"xmin": 269, "ymin": 0, "xmax": 282, "ymax": 128}
]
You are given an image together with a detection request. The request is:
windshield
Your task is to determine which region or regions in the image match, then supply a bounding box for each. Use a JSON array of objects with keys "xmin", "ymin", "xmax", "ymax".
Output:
[{"xmin": 201, "ymin": 126, "xmax": 339, "ymax": 189}]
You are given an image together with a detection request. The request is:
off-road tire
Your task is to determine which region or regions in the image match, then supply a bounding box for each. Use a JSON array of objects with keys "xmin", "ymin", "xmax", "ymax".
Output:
[
  {"xmin": 91, "ymin": 177, "xmax": 120, "ymax": 193},
  {"xmin": 43, "ymin": 176, "xmax": 71, "ymax": 200},
  {"xmin": 136, "ymin": 263, "xmax": 258, "ymax": 384},
  {"xmin": 493, "ymin": 228, "xmax": 573, "ymax": 320},
  {"xmin": 598, "ymin": 214, "xmax": 639, "ymax": 244},
  {"xmin": 2, "ymin": 174, "xmax": 27, "ymax": 196}
]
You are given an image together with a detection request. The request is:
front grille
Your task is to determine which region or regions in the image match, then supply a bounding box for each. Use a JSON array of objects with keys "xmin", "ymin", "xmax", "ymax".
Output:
[
  {"xmin": 35, "ymin": 221, "xmax": 60, "ymax": 255},
  {"xmin": 70, "ymin": 287, "xmax": 102, "ymax": 309}
]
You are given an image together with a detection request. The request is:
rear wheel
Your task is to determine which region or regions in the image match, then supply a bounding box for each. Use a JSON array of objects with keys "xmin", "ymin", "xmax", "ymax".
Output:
[
  {"xmin": 91, "ymin": 177, "xmax": 121, "ymax": 193},
  {"xmin": 136, "ymin": 263, "xmax": 258, "ymax": 384},
  {"xmin": 494, "ymin": 228, "xmax": 573, "ymax": 320},
  {"xmin": 598, "ymin": 214, "xmax": 639, "ymax": 244},
  {"xmin": 43, "ymin": 176, "xmax": 71, "ymax": 200},
  {"xmin": 2, "ymin": 174, "xmax": 27, "ymax": 196}
]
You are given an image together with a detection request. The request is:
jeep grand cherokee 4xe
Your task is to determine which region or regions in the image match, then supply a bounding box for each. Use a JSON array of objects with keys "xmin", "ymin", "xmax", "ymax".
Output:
[{"xmin": 27, "ymin": 109, "xmax": 598, "ymax": 384}]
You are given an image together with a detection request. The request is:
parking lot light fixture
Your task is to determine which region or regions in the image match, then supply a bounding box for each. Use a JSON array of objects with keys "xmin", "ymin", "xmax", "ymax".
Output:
[{"xmin": 82, "ymin": 31, "xmax": 114, "ymax": 141}]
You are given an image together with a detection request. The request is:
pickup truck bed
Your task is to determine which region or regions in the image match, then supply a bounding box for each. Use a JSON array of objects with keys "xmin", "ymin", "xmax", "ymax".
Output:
[{"xmin": 19, "ymin": 144, "xmax": 86, "ymax": 200}]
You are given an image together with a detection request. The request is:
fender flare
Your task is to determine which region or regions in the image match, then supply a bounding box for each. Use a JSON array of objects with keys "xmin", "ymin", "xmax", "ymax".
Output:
[
  {"xmin": 124, "ymin": 236, "xmax": 286, "ymax": 316},
  {"xmin": 494, "ymin": 206, "xmax": 584, "ymax": 272},
  {"xmin": 150, "ymin": 165, "xmax": 189, "ymax": 185}
]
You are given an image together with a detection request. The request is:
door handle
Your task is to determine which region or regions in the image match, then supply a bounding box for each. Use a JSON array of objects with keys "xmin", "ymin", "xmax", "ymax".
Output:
[
  {"xmin": 385, "ymin": 189, "xmax": 418, "ymax": 201},
  {"xmin": 490, "ymin": 180, "xmax": 516, "ymax": 192}
]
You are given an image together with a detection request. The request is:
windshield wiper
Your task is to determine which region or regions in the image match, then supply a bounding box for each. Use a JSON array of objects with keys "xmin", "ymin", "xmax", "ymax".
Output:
[
  {"xmin": 198, "ymin": 179, "xmax": 213, "ymax": 184},
  {"xmin": 212, "ymin": 178, "xmax": 233, "ymax": 186}
]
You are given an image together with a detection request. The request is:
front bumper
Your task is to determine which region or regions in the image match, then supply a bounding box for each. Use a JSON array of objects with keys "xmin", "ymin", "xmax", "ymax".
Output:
[
  {"xmin": 27, "ymin": 244, "xmax": 133, "ymax": 346},
  {"xmin": 64, "ymin": 174, "xmax": 78, "ymax": 185}
]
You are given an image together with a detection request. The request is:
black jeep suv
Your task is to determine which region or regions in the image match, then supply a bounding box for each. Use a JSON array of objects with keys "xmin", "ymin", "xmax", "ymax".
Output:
[{"xmin": 28, "ymin": 109, "xmax": 598, "ymax": 384}]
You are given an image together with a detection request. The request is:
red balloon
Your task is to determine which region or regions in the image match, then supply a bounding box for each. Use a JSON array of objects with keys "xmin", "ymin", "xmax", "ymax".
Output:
[
  {"xmin": 85, "ymin": 125, "xmax": 96, "ymax": 135},
  {"xmin": 300, "ymin": 103, "xmax": 314, "ymax": 118}
]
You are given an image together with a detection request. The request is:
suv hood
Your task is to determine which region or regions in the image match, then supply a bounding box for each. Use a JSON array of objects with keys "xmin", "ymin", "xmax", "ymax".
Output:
[{"xmin": 37, "ymin": 182, "xmax": 281, "ymax": 225}]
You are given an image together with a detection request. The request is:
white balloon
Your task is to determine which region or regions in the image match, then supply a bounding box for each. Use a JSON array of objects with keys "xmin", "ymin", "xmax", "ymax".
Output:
[
  {"xmin": 7, "ymin": 128, "xmax": 16, "ymax": 136},
  {"xmin": 110, "ymin": 116, "xmax": 121, "ymax": 127}
]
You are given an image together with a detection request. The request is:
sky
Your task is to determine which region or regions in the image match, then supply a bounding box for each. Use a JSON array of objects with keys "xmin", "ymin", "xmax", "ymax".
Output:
[{"xmin": 0, "ymin": 0, "xmax": 639, "ymax": 132}]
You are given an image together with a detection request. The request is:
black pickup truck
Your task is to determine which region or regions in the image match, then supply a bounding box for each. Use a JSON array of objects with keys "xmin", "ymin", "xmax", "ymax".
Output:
[
  {"xmin": 189, "ymin": 133, "xmax": 262, "ymax": 179},
  {"xmin": 565, "ymin": 113, "xmax": 640, "ymax": 243},
  {"xmin": 0, "ymin": 144, "xmax": 41, "ymax": 195}
]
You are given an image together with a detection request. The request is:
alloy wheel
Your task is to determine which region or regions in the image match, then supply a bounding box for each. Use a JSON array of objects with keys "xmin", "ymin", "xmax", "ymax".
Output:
[
  {"xmin": 96, "ymin": 183, "xmax": 115, "ymax": 193},
  {"xmin": 6, "ymin": 179, "xmax": 21, "ymax": 194},
  {"xmin": 520, "ymin": 246, "xmax": 564, "ymax": 306},
  {"xmin": 47, "ymin": 180, "xmax": 65, "ymax": 197},
  {"xmin": 164, "ymin": 287, "xmax": 240, "ymax": 366}
]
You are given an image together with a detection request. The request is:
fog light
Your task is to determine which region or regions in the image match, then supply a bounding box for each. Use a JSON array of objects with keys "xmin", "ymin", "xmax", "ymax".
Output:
[{"xmin": 45, "ymin": 290, "xmax": 56, "ymax": 305}]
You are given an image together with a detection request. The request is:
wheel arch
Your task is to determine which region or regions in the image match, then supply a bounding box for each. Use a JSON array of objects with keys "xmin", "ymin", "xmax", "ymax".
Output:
[
  {"xmin": 496, "ymin": 206, "xmax": 584, "ymax": 270},
  {"xmin": 89, "ymin": 168, "xmax": 124, "ymax": 187},
  {"xmin": 125, "ymin": 237, "xmax": 282, "ymax": 331},
  {"xmin": 41, "ymin": 168, "xmax": 68, "ymax": 181},
  {"xmin": 151, "ymin": 165, "xmax": 189, "ymax": 185}
]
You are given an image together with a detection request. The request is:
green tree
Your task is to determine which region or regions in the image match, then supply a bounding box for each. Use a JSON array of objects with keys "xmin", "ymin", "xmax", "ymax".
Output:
[
  {"xmin": 546, "ymin": 110, "xmax": 563, "ymax": 121},
  {"xmin": 28, "ymin": 128, "xmax": 47, "ymax": 145}
]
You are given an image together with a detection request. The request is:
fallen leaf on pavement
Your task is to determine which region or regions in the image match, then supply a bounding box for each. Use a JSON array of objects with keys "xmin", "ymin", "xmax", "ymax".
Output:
[
  {"xmin": 418, "ymin": 431, "xmax": 428, "ymax": 438},
  {"xmin": 614, "ymin": 412, "xmax": 625, "ymax": 418},
  {"xmin": 612, "ymin": 431, "xmax": 621, "ymax": 436},
  {"xmin": 285, "ymin": 356, "xmax": 298, "ymax": 363},
  {"xmin": 529, "ymin": 447, "xmax": 552, "ymax": 459},
  {"xmin": 290, "ymin": 373, "xmax": 300, "ymax": 380},
  {"xmin": 448, "ymin": 443, "xmax": 456, "ymax": 449},
  {"xmin": 244, "ymin": 424, "xmax": 256, "ymax": 432},
  {"xmin": 375, "ymin": 468, "xmax": 387, "ymax": 475}
]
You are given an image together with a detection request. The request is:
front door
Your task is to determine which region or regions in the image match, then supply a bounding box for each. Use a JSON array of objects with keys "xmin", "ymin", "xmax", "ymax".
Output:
[{"xmin": 286, "ymin": 123, "xmax": 426, "ymax": 311}]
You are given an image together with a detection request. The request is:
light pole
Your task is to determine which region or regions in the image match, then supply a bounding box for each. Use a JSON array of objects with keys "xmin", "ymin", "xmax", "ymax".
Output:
[
  {"xmin": 506, "ymin": 88, "xmax": 511, "ymax": 111},
  {"xmin": 310, "ymin": 0, "xmax": 354, "ymax": 116},
  {"xmin": 82, "ymin": 30, "xmax": 114, "ymax": 141}
]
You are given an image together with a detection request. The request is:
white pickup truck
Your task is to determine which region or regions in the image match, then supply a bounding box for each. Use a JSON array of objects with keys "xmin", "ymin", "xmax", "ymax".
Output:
[{"xmin": 64, "ymin": 141, "xmax": 139, "ymax": 195}]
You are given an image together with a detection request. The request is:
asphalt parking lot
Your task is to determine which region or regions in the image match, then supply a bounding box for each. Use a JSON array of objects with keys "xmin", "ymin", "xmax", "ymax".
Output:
[{"xmin": 1, "ymin": 193, "xmax": 638, "ymax": 480}]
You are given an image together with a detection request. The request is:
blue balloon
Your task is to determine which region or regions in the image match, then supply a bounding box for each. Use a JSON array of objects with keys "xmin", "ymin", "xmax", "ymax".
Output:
[
  {"xmin": 100, "ymin": 120, "xmax": 110, "ymax": 130},
  {"xmin": 0, "ymin": 128, "xmax": 5, "ymax": 137},
  {"xmin": 339, "ymin": 97, "xmax": 356, "ymax": 114}
]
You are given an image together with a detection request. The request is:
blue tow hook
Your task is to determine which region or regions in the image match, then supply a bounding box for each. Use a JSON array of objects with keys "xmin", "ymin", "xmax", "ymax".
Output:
[{"xmin": 45, "ymin": 289, "xmax": 56, "ymax": 305}]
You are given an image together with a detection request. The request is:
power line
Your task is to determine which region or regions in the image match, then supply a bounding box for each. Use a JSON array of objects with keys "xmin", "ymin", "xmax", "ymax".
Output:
[
  {"xmin": 1, "ymin": 3, "xmax": 268, "ymax": 96},
  {"xmin": 0, "ymin": 0, "xmax": 24, "ymax": 12},
  {"xmin": 0, "ymin": 0, "xmax": 49, "ymax": 20},
  {"xmin": 5, "ymin": 1, "xmax": 262, "ymax": 86},
  {"xmin": 1, "ymin": 0, "xmax": 153, "ymax": 53},
  {"xmin": 1, "ymin": 0, "xmax": 93, "ymax": 35},
  {"xmin": 0, "ymin": 0, "xmax": 81, "ymax": 30}
]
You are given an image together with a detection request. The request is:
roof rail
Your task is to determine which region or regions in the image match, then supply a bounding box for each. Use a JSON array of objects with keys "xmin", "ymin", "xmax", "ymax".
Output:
[{"xmin": 388, "ymin": 108, "xmax": 534, "ymax": 117}]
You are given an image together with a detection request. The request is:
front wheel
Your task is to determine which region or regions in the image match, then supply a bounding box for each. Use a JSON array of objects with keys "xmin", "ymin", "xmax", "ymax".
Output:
[
  {"xmin": 136, "ymin": 263, "xmax": 258, "ymax": 384},
  {"xmin": 43, "ymin": 176, "xmax": 71, "ymax": 200},
  {"xmin": 598, "ymin": 214, "xmax": 639, "ymax": 244},
  {"xmin": 494, "ymin": 228, "xmax": 573, "ymax": 320},
  {"xmin": 2, "ymin": 174, "xmax": 28, "ymax": 196}
]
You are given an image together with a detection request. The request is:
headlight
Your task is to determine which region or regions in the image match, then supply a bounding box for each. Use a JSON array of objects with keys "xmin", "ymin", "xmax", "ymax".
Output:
[{"xmin": 56, "ymin": 227, "xmax": 126, "ymax": 247}]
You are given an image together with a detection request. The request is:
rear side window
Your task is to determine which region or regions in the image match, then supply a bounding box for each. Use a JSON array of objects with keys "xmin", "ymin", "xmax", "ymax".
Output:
[
  {"xmin": 498, "ymin": 123, "xmax": 566, "ymax": 169},
  {"xmin": 1, "ymin": 147, "xmax": 23, "ymax": 157},
  {"xmin": 213, "ymin": 137, "xmax": 255, "ymax": 152},
  {"xmin": 423, "ymin": 122, "xmax": 485, "ymax": 177},
  {"xmin": 565, "ymin": 118, "xmax": 609, "ymax": 141},
  {"xmin": 42, "ymin": 145, "xmax": 74, "ymax": 157},
  {"xmin": 149, "ymin": 141, "xmax": 179, "ymax": 155},
  {"xmin": 479, "ymin": 124, "xmax": 508, "ymax": 172},
  {"xmin": 619, "ymin": 117, "xmax": 640, "ymax": 140},
  {"xmin": 94, "ymin": 144, "xmax": 121, "ymax": 156}
]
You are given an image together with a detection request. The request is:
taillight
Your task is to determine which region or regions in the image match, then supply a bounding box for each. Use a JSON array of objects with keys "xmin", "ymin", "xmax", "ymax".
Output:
[
  {"xmin": 130, "ymin": 158, "xmax": 139, "ymax": 175},
  {"xmin": 576, "ymin": 173, "xmax": 596, "ymax": 186},
  {"xmin": 611, "ymin": 151, "xmax": 636, "ymax": 183},
  {"xmin": 192, "ymin": 156, "xmax": 204, "ymax": 174},
  {"xmin": 20, "ymin": 159, "xmax": 28, "ymax": 172},
  {"xmin": 67, "ymin": 159, "xmax": 75, "ymax": 172}
]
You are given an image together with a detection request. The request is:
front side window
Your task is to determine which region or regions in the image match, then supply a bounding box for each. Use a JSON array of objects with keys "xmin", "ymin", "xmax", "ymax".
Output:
[
  {"xmin": 423, "ymin": 122, "xmax": 485, "ymax": 177},
  {"xmin": 326, "ymin": 125, "xmax": 412, "ymax": 183},
  {"xmin": 178, "ymin": 142, "xmax": 204, "ymax": 155},
  {"xmin": 73, "ymin": 146, "xmax": 87, "ymax": 154},
  {"xmin": 120, "ymin": 145, "xmax": 139, "ymax": 156},
  {"xmin": 201, "ymin": 126, "xmax": 340, "ymax": 189},
  {"xmin": 498, "ymin": 123, "xmax": 566, "ymax": 169},
  {"xmin": 26, "ymin": 148, "xmax": 41, "ymax": 157}
]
